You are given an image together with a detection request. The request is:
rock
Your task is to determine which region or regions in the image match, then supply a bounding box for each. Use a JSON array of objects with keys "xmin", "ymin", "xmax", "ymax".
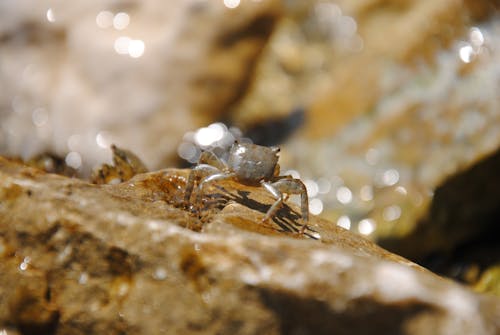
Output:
[
  {"xmin": 475, "ymin": 266, "xmax": 500, "ymax": 296},
  {"xmin": 0, "ymin": 0, "xmax": 281, "ymax": 172},
  {"xmin": 0, "ymin": 156, "xmax": 498, "ymax": 335},
  {"xmin": 380, "ymin": 147, "xmax": 500, "ymax": 258},
  {"xmin": 379, "ymin": 148, "xmax": 500, "ymax": 292},
  {"xmin": 231, "ymin": 0, "xmax": 497, "ymax": 135}
]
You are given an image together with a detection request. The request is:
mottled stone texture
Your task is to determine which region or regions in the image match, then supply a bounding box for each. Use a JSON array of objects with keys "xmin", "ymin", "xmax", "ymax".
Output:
[{"xmin": 0, "ymin": 157, "xmax": 498, "ymax": 335}]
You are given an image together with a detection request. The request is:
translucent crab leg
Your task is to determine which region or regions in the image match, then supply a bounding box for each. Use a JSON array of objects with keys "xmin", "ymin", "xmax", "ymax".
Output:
[
  {"xmin": 261, "ymin": 181, "xmax": 283, "ymax": 224},
  {"xmin": 195, "ymin": 172, "xmax": 236, "ymax": 212},
  {"xmin": 185, "ymin": 150, "xmax": 229, "ymax": 204},
  {"xmin": 184, "ymin": 164, "xmax": 220, "ymax": 204},
  {"xmin": 264, "ymin": 179, "xmax": 309, "ymax": 234}
]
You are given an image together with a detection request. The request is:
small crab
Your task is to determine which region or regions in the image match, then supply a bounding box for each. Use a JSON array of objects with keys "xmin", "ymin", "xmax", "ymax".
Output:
[
  {"xmin": 184, "ymin": 142, "xmax": 309, "ymax": 233},
  {"xmin": 91, "ymin": 144, "xmax": 148, "ymax": 184}
]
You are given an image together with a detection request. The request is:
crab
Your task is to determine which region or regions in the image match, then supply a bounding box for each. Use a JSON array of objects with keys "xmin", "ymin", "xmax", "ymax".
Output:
[
  {"xmin": 184, "ymin": 142, "xmax": 309, "ymax": 233},
  {"xmin": 91, "ymin": 144, "xmax": 148, "ymax": 184}
]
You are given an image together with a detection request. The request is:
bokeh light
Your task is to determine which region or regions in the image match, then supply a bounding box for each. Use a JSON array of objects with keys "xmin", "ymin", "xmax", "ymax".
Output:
[
  {"xmin": 337, "ymin": 215, "xmax": 351, "ymax": 230},
  {"xmin": 336, "ymin": 186, "xmax": 352, "ymax": 204},
  {"xmin": 65, "ymin": 151, "xmax": 82, "ymax": 169},
  {"xmin": 459, "ymin": 45, "xmax": 474, "ymax": 63},
  {"xmin": 114, "ymin": 36, "xmax": 131, "ymax": 55},
  {"xmin": 32, "ymin": 108, "xmax": 48, "ymax": 127},
  {"xmin": 128, "ymin": 39, "xmax": 145, "ymax": 58},
  {"xmin": 46, "ymin": 8, "xmax": 55, "ymax": 23},
  {"xmin": 383, "ymin": 205, "xmax": 402, "ymax": 221},
  {"xmin": 309, "ymin": 198, "xmax": 323, "ymax": 215},
  {"xmin": 96, "ymin": 11, "xmax": 114, "ymax": 28},
  {"xmin": 113, "ymin": 12, "xmax": 130, "ymax": 30},
  {"xmin": 223, "ymin": 0, "xmax": 240, "ymax": 9},
  {"xmin": 358, "ymin": 219, "xmax": 376, "ymax": 235}
]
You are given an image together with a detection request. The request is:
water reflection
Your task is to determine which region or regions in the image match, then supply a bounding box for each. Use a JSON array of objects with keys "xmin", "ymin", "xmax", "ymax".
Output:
[
  {"xmin": 96, "ymin": 11, "xmax": 114, "ymax": 28},
  {"xmin": 459, "ymin": 45, "xmax": 474, "ymax": 63},
  {"xmin": 65, "ymin": 151, "xmax": 82, "ymax": 169},
  {"xmin": 469, "ymin": 27, "xmax": 484, "ymax": 48},
  {"xmin": 304, "ymin": 179, "xmax": 319, "ymax": 197},
  {"xmin": 359, "ymin": 185, "xmax": 373, "ymax": 201},
  {"xmin": 383, "ymin": 205, "xmax": 401, "ymax": 222},
  {"xmin": 459, "ymin": 26, "xmax": 486, "ymax": 63},
  {"xmin": 358, "ymin": 218, "xmax": 376, "ymax": 235},
  {"xmin": 337, "ymin": 215, "xmax": 351, "ymax": 229},
  {"xmin": 178, "ymin": 122, "xmax": 245, "ymax": 163},
  {"xmin": 128, "ymin": 39, "xmax": 145, "ymax": 58},
  {"xmin": 313, "ymin": 1, "xmax": 364, "ymax": 52},
  {"xmin": 316, "ymin": 177, "xmax": 331, "ymax": 194},
  {"xmin": 223, "ymin": 0, "xmax": 240, "ymax": 9},
  {"xmin": 113, "ymin": 12, "xmax": 130, "ymax": 30},
  {"xmin": 336, "ymin": 186, "xmax": 352, "ymax": 204},
  {"xmin": 32, "ymin": 108, "xmax": 48, "ymax": 127},
  {"xmin": 46, "ymin": 8, "xmax": 55, "ymax": 23},
  {"xmin": 309, "ymin": 198, "xmax": 323, "ymax": 215},
  {"xmin": 153, "ymin": 267, "xmax": 168, "ymax": 280},
  {"xmin": 79, "ymin": 272, "xmax": 89, "ymax": 284},
  {"xmin": 19, "ymin": 256, "xmax": 31, "ymax": 271},
  {"xmin": 382, "ymin": 169, "xmax": 399, "ymax": 186},
  {"xmin": 194, "ymin": 123, "xmax": 226, "ymax": 146},
  {"xmin": 114, "ymin": 37, "xmax": 145, "ymax": 58},
  {"xmin": 96, "ymin": 131, "xmax": 112, "ymax": 149}
]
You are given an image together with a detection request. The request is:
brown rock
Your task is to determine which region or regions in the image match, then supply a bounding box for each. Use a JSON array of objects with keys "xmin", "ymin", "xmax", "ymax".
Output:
[
  {"xmin": 380, "ymin": 147, "xmax": 500, "ymax": 259},
  {"xmin": 0, "ymin": 157, "xmax": 498, "ymax": 334},
  {"xmin": 379, "ymin": 148, "xmax": 500, "ymax": 291}
]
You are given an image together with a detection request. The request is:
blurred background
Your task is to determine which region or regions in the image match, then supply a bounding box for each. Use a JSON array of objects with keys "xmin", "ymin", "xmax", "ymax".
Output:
[{"xmin": 0, "ymin": 0, "xmax": 499, "ymax": 293}]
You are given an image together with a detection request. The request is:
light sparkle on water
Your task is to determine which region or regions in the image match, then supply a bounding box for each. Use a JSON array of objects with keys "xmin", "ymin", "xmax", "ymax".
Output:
[
  {"xmin": 337, "ymin": 215, "xmax": 351, "ymax": 229},
  {"xmin": 336, "ymin": 186, "xmax": 352, "ymax": 204},
  {"xmin": 358, "ymin": 218, "xmax": 376, "ymax": 235},
  {"xmin": 223, "ymin": 0, "xmax": 240, "ymax": 9}
]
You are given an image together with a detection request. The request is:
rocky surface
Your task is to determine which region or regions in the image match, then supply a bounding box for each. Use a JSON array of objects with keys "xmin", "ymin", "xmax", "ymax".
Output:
[{"xmin": 1, "ymin": 156, "xmax": 499, "ymax": 335}]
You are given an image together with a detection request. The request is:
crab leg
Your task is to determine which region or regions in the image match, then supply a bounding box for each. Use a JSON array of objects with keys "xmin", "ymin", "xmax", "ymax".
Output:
[
  {"xmin": 184, "ymin": 150, "xmax": 229, "ymax": 203},
  {"xmin": 195, "ymin": 172, "xmax": 236, "ymax": 211},
  {"xmin": 261, "ymin": 181, "xmax": 283, "ymax": 221},
  {"xmin": 262, "ymin": 179, "xmax": 309, "ymax": 234},
  {"xmin": 184, "ymin": 164, "xmax": 220, "ymax": 204}
]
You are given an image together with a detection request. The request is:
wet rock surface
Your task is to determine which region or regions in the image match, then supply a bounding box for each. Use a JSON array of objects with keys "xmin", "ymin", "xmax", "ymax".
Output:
[{"xmin": 0, "ymin": 157, "xmax": 499, "ymax": 335}]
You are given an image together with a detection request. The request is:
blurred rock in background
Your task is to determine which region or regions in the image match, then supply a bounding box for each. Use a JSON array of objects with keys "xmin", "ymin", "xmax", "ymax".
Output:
[
  {"xmin": 229, "ymin": 0, "xmax": 500, "ymax": 242},
  {"xmin": 0, "ymin": 0, "xmax": 281, "ymax": 172},
  {"xmin": 226, "ymin": 0, "xmax": 500, "ymax": 282}
]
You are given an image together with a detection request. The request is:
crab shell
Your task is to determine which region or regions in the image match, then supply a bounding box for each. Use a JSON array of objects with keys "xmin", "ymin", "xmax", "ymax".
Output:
[{"xmin": 227, "ymin": 143, "xmax": 280, "ymax": 185}]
